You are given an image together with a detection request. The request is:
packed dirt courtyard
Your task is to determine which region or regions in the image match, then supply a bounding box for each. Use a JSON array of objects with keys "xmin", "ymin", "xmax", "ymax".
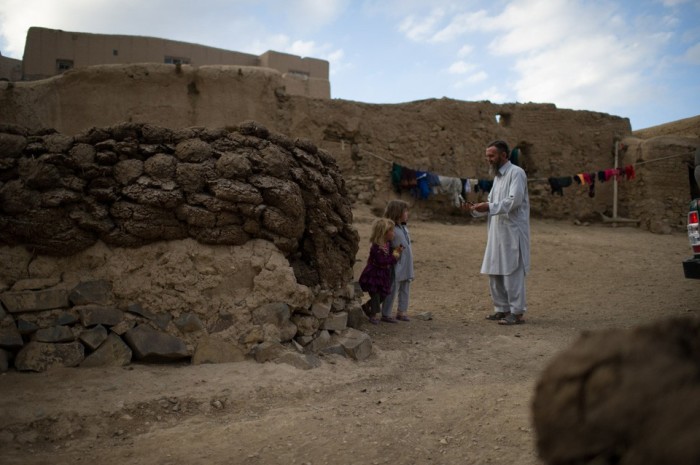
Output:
[{"xmin": 2, "ymin": 203, "xmax": 699, "ymax": 465}]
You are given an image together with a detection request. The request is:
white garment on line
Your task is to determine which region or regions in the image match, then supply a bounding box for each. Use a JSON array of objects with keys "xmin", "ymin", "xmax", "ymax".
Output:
[{"xmin": 437, "ymin": 175, "xmax": 465, "ymax": 207}]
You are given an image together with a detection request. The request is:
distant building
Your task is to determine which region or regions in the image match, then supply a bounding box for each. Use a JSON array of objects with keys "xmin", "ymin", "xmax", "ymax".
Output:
[
  {"xmin": 0, "ymin": 52, "xmax": 22, "ymax": 81},
  {"xmin": 16, "ymin": 27, "xmax": 330, "ymax": 99}
]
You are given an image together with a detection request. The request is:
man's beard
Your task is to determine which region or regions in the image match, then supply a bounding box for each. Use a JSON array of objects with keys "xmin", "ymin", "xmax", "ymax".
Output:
[{"xmin": 488, "ymin": 164, "xmax": 496, "ymax": 177}]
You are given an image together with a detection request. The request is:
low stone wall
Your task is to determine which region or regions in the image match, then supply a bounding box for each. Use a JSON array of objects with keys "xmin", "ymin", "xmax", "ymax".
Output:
[{"xmin": 0, "ymin": 122, "xmax": 368, "ymax": 372}]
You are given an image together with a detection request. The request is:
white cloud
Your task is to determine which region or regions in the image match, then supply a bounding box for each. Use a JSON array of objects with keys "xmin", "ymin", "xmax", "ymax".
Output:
[
  {"xmin": 390, "ymin": 0, "xmax": 667, "ymax": 113},
  {"xmin": 429, "ymin": 10, "xmax": 488, "ymax": 43},
  {"xmin": 470, "ymin": 86, "xmax": 508, "ymax": 103},
  {"xmin": 250, "ymin": 34, "xmax": 294, "ymax": 55},
  {"xmin": 454, "ymin": 71, "xmax": 488, "ymax": 88},
  {"xmin": 0, "ymin": 0, "xmax": 72, "ymax": 57},
  {"xmin": 659, "ymin": 0, "xmax": 690, "ymax": 6},
  {"xmin": 0, "ymin": 0, "xmax": 247, "ymax": 58},
  {"xmin": 288, "ymin": 40, "xmax": 321, "ymax": 57},
  {"xmin": 398, "ymin": 8, "xmax": 446, "ymax": 42},
  {"xmin": 278, "ymin": 0, "xmax": 350, "ymax": 31},
  {"xmin": 685, "ymin": 42, "xmax": 700, "ymax": 64},
  {"xmin": 487, "ymin": 0, "xmax": 619, "ymax": 56},
  {"xmin": 0, "ymin": 0, "xmax": 349, "ymax": 59},
  {"xmin": 326, "ymin": 49, "xmax": 348, "ymax": 76},
  {"xmin": 511, "ymin": 35, "xmax": 650, "ymax": 110},
  {"xmin": 457, "ymin": 44, "xmax": 473, "ymax": 57},
  {"xmin": 461, "ymin": 0, "xmax": 665, "ymax": 114},
  {"xmin": 250, "ymin": 33, "xmax": 343, "ymax": 65},
  {"xmin": 447, "ymin": 60, "xmax": 476, "ymax": 74}
]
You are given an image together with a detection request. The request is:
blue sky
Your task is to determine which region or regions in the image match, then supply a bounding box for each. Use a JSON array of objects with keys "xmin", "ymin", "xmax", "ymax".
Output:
[{"xmin": 0, "ymin": 0, "xmax": 698, "ymax": 130}]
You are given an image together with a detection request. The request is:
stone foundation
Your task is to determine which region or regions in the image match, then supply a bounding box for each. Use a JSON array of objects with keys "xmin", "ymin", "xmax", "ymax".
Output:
[{"xmin": 0, "ymin": 122, "xmax": 367, "ymax": 371}]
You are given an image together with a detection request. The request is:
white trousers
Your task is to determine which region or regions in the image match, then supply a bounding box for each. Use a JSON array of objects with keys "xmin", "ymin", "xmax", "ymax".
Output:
[{"xmin": 488, "ymin": 260, "xmax": 527, "ymax": 315}]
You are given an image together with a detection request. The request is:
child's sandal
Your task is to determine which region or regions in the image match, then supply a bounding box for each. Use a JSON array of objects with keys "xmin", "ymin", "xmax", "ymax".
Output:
[{"xmin": 396, "ymin": 313, "xmax": 410, "ymax": 322}]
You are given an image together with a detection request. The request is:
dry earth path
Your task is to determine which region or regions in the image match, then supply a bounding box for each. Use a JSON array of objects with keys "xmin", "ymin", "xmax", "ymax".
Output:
[{"xmin": 2, "ymin": 204, "xmax": 698, "ymax": 465}]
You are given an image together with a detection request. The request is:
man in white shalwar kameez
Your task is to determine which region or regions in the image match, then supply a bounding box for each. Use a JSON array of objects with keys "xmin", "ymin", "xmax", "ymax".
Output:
[{"xmin": 468, "ymin": 140, "xmax": 530, "ymax": 325}]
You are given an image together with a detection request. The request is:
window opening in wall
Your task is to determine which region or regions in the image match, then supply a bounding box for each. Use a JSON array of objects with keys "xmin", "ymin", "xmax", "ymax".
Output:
[
  {"xmin": 164, "ymin": 56, "xmax": 191, "ymax": 65},
  {"xmin": 287, "ymin": 70, "xmax": 310, "ymax": 80},
  {"xmin": 495, "ymin": 113, "xmax": 511, "ymax": 127},
  {"xmin": 113, "ymin": 49, "xmax": 119, "ymax": 56},
  {"xmin": 56, "ymin": 59, "xmax": 74, "ymax": 72}
]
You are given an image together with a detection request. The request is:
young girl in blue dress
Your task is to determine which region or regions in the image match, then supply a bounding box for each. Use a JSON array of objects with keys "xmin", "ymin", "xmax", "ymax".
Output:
[{"xmin": 381, "ymin": 200, "xmax": 414, "ymax": 322}]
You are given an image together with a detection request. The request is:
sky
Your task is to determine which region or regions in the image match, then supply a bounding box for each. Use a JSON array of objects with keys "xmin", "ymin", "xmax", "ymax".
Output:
[{"xmin": 0, "ymin": 0, "xmax": 699, "ymax": 130}]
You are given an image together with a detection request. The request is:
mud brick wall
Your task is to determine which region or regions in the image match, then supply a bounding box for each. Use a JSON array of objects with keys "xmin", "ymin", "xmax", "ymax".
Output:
[{"xmin": 0, "ymin": 121, "xmax": 370, "ymax": 372}]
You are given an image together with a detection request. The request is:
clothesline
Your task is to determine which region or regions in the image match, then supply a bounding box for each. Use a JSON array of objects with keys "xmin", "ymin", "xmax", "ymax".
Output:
[
  {"xmin": 359, "ymin": 147, "xmax": 694, "ymax": 182},
  {"xmin": 633, "ymin": 151, "xmax": 694, "ymax": 166}
]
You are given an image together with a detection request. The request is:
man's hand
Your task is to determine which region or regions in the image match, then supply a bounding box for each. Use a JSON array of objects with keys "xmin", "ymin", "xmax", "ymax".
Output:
[{"xmin": 472, "ymin": 202, "xmax": 489, "ymax": 213}]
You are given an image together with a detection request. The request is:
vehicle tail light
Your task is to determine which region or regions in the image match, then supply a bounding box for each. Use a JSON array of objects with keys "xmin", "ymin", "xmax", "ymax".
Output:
[{"xmin": 690, "ymin": 210, "xmax": 700, "ymax": 254}]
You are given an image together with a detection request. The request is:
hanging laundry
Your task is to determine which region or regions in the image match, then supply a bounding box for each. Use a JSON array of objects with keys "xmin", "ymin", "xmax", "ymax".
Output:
[
  {"xmin": 604, "ymin": 168, "xmax": 617, "ymax": 181},
  {"xmin": 426, "ymin": 172, "xmax": 441, "ymax": 188},
  {"xmin": 400, "ymin": 167, "xmax": 418, "ymax": 189},
  {"xmin": 475, "ymin": 179, "xmax": 493, "ymax": 193},
  {"xmin": 437, "ymin": 175, "xmax": 465, "ymax": 207},
  {"xmin": 587, "ymin": 176, "xmax": 595, "ymax": 197},
  {"xmin": 414, "ymin": 171, "xmax": 431, "ymax": 199},
  {"xmin": 548, "ymin": 177, "xmax": 573, "ymax": 196},
  {"xmin": 624, "ymin": 165, "xmax": 636, "ymax": 180},
  {"xmin": 462, "ymin": 178, "xmax": 472, "ymax": 195},
  {"xmin": 391, "ymin": 163, "xmax": 403, "ymax": 192}
]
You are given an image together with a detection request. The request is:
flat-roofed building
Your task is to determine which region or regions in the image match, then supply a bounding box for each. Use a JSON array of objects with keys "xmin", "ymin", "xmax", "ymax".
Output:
[{"xmin": 19, "ymin": 27, "xmax": 330, "ymax": 99}]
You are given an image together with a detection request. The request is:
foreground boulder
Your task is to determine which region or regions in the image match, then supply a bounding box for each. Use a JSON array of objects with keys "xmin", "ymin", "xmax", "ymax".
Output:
[{"xmin": 532, "ymin": 317, "xmax": 700, "ymax": 465}]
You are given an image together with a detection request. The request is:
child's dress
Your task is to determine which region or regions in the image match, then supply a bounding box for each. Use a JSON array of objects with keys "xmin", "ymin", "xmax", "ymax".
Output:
[
  {"xmin": 381, "ymin": 222, "xmax": 414, "ymax": 318},
  {"xmin": 359, "ymin": 242, "xmax": 397, "ymax": 298}
]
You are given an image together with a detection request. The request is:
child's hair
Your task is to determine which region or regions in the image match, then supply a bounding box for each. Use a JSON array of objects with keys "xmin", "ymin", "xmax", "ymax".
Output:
[
  {"xmin": 369, "ymin": 218, "xmax": 395, "ymax": 246},
  {"xmin": 384, "ymin": 199, "xmax": 409, "ymax": 224}
]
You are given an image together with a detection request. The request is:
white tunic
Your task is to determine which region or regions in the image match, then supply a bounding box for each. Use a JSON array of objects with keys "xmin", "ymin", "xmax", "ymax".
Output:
[{"xmin": 473, "ymin": 161, "xmax": 530, "ymax": 275}]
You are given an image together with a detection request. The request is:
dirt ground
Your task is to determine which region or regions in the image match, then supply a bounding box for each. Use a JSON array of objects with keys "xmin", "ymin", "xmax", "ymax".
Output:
[{"xmin": 2, "ymin": 203, "xmax": 699, "ymax": 465}]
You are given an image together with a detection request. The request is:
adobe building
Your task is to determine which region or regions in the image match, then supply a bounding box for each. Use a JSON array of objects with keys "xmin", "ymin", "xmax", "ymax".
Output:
[
  {"xmin": 14, "ymin": 27, "xmax": 330, "ymax": 99},
  {"xmin": 0, "ymin": 52, "xmax": 22, "ymax": 81}
]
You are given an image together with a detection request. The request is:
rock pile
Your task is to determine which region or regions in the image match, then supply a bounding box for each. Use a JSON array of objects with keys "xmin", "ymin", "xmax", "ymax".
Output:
[
  {"xmin": 0, "ymin": 121, "xmax": 367, "ymax": 372},
  {"xmin": 532, "ymin": 316, "xmax": 700, "ymax": 465}
]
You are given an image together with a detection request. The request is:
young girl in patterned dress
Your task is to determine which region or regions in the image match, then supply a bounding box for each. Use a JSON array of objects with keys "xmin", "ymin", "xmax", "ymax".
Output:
[{"xmin": 359, "ymin": 218, "xmax": 404, "ymax": 324}]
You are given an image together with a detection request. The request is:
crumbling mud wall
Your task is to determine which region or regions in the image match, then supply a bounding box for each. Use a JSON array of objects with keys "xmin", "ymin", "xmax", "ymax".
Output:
[
  {"xmin": 0, "ymin": 64, "xmax": 633, "ymax": 222},
  {"xmin": 0, "ymin": 121, "xmax": 368, "ymax": 372},
  {"xmin": 532, "ymin": 317, "xmax": 700, "ymax": 465},
  {"xmin": 0, "ymin": 63, "xmax": 696, "ymax": 229},
  {"xmin": 618, "ymin": 136, "xmax": 700, "ymax": 233}
]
